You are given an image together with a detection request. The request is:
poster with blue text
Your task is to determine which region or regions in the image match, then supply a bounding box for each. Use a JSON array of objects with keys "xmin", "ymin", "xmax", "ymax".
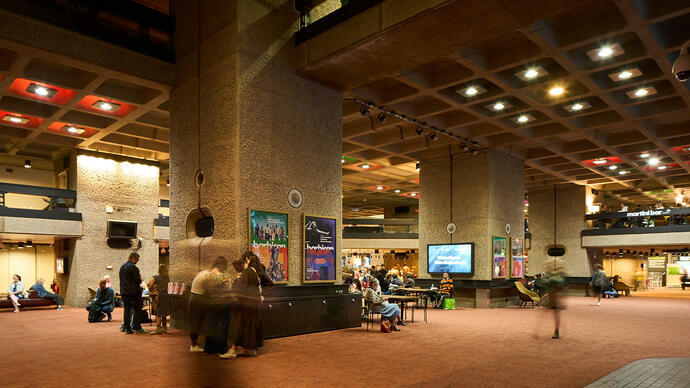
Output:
[
  {"xmin": 249, "ymin": 209, "xmax": 288, "ymax": 284},
  {"xmin": 304, "ymin": 215, "xmax": 337, "ymax": 283}
]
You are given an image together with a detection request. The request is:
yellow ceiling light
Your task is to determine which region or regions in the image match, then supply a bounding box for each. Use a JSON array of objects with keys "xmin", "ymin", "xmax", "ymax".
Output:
[{"xmin": 548, "ymin": 86, "xmax": 565, "ymax": 96}]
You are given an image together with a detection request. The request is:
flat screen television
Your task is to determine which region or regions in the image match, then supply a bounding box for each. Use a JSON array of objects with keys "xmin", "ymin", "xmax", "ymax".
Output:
[
  {"xmin": 107, "ymin": 220, "xmax": 138, "ymax": 239},
  {"xmin": 427, "ymin": 243, "xmax": 474, "ymax": 275}
]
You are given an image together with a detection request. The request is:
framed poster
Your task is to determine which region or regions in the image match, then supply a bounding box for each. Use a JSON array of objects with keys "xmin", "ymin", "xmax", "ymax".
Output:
[
  {"xmin": 56, "ymin": 258, "xmax": 65, "ymax": 274},
  {"xmin": 511, "ymin": 237, "xmax": 524, "ymax": 278},
  {"xmin": 249, "ymin": 209, "xmax": 289, "ymax": 284},
  {"xmin": 303, "ymin": 215, "xmax": 337, "ymax": 284},
  {"xmin": 492, "ymin": 236, "xmax": 507, "ymax": 279}
]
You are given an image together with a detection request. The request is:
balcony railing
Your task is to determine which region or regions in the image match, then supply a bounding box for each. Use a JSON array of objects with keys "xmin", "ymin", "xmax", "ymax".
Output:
[
  {"xmin": 295, "ymin": 0, "xmax": 384, "ymax": 44},
  {"xmin": 582, "ymin": 207, "xmax": 690, "ymax": 236},
  {"xmin": 342, "ymin": 218, "xmax": 418, "ymax": 239},
  {"xmin": 0, "ymin": 182, "xmax": 81, "ymax": 221}
]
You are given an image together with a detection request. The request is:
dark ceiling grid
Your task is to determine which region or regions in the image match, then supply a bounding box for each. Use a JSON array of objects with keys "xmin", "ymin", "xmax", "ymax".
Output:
[{"xmin": 341, "ymin": 0, "xmax": 690, "ymax": 213}]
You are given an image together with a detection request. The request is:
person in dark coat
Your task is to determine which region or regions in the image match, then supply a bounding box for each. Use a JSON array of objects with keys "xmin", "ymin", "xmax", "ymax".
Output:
[
  {"xmin": 220, "ymin": 252, "xmax": 273, "ymax": 359},
  {"xmin": 119, "ymin": 252, "xmax": 146, "ymax": 334},
  {"xmin": 148, "ymin": 264, "xmax": 170, "ymax": 334},
  {"xmin": 87, "ymin": 278, "xmax": 115, "ymax": 322}
]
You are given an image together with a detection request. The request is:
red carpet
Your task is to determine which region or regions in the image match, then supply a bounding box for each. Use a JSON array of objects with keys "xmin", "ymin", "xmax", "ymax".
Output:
[{"xmin": 1, "ymin": 295, "xmax": 689, "ymax": 388}]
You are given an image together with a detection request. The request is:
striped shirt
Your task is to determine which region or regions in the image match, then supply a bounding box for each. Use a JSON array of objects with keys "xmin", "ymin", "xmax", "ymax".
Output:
[{"xmin": 440, "ymin": 279, "xmax": 453, "ymax": 295}]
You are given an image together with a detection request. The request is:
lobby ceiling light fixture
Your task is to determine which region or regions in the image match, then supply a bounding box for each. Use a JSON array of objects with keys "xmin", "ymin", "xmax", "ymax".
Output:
[
  {"xmin": 515, "ymin": 66, "xmax": 547, "ymax": 81},
  {"xmin": 2, "ymin": 114, "xmax": 29, "ymax": 124},
  {"xmin": 513, "ymin": 114, "xmax": 534, "ymax": 124},
  {"xmin": 592, "ymin": 159, "xmax": 608, "ymax": 165},
  {"xmin": 62, "ymin": 124, "xmax": 85, "ymax": 135},
  {"xmin": 587, "ymin": 43, "xmax": 624, "ymax": 61},
  {"xmin": 26, "ymin": 82, "xmax": 58, "ymax": 98},
  {"xmin": 458, "ymin": 85, "xmax": 486, "ymax": 98},
  {"xmin": 627, "ymin": 86, "xmax": 657, "ymax": 99},
  {"xmin": 648, "ymin": 158, "xmax": 660, "ymax": 166},
  {"xmin": 487, "ymin": 101, "xmax": 513, "ymax": 112},
  {"xmin": 17, "ymin": 242, "xmax": 24, "ymax": 249},
  {"xmin": 564, "ymin": 101, "xmax": 591, "ymax": 112},
  {"xmin": 26, "ymin": 240, "xmax": 33, "ymax": 248},
  {"xmin": 548, "ymin": 86, "xmax": 565, "ymax": 96},
  {"xmin": 640, "ymin": 152, "xmax": 650, "ymax": 158},
  {"xmin": 619, "ymin": 170, "xmax": 630, "ymax": 175},
  {"xmin": 92, "ymin": 100, "xmax": 121, "ymax": 111},
  {"xmin": 394, "ymin": 189, "xmax": 401, "ymax": 193},
  {"xmin": 658, "ymin": 165, "xmax": 667, "ymax": 170},
  {"xmin": 24, "ymin": 160, "xmax": 31, "ymax": 168},
  {"xmin": 608, "ymin": 165, "xmax": 618, "ymax": 170},
  {"xmin": 345, "ymin": 98, "xmax": 479, "ymax": 155}
]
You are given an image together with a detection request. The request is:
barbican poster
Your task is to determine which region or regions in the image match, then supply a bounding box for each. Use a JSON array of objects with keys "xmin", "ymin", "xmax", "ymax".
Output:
[
  {"xmin": 249, "ymin": 209, "xmax": 289, "ymax": 284},
  {"xmin": 303, "ymin": 215, "xmax": 337, "ymax": 283}
]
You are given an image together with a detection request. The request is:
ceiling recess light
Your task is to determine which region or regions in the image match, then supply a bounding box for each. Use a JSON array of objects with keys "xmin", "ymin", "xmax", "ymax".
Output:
[
  {"xmin": 18, "ymin": 242, "xmax": 24, "ymax": 249},
  {"xmin": 634, "ymin": 88, "xmax": 648, "ymax": 97},
  {"xmin": 26, "ymin": 240, "xmax": 33, "ymax": 248},
  {"xmin": 62, "ymin": 125, "xmax": 85, "ymax": 135},
  {"xmin": 640, "ymin": 153, "xmax": 650, "ymax": 158},
  {"xmin": 360, "ymin": 163, "xmax": 370, "ymax": 169},
  {"xmin": 618, "ymin": 71, "xmax": 632, "ymax": 79},
  {"xmin": 515, "ymin": 67, "xmax": 547, "ymax": 81},
  {"xmin": 410, "ymin": 193, "xmax": 417, "ymax": 197},
  {"xmin": 586, "ymin": 43, "xmax": 624, "ymax": 61},
  {"xmin": 26, "ymin": 83, "xmax": 58, "ymax": 98},
  {"xmin": 609, "ymin": 165, "xmax": 618, "ymax": 170},
  {"xmin": 486, "ymin": 100, "xmax": 513, "ymax": 112},
  {"xmin": 341, "ymin": 159, "xmax": 345, "ymax": 164},
  {"xmin": 2, "ymin": 115, "xmax": 29, "ymax": 124},
  {"xmin": 352, "ymin": 208, "xmax": 360, "ymax": 212},
  {"xmin": 376, "ymin": 185, "xmax": 383, "ymax": 190},
  {"xmin": 592, "ymin": 159, "xmax": 608, "ymax": 165},
  {"xmin": 598, "ymin": 47, "xmax": 614, "ymax": 58},
  {"xmin": 394, "ymin": 189, "xmax": 401, "ymax": 193},
  {"xmin": 627, "ymin": 86, "xmax": 657, "ymax": 99},
  {"xmin": 564, "ymin": 100, "xmax": 592, "ymax": 113},
  {"xmin": 619, "ymin": 170, "xmax": 629, "ymax": 175},
  {"xmin": 92, "ymin": 100, "xmax": 121, "ymax": 111},
  {"xmin": 548, "ymin": 86, "xmax": 565, "ymax": 96},
  {"xmin": 658, "ymin": 165, "xmax": 667, "ymax": 170},
  {"xmin": 458, "ymin": 85, "xmax": 486, "ymax": 97},
  {"xmin": 648, "ymin": 158, "xmax": 659, "ymax": 166},
  {"xmin": 512, "ymin": 114, "xmax": 534, "ymax": 124},
  {"xmin": 493, "ymin": 102, "xmax": 505, "ymax": 110},
  {"xmin": 24, "ymin": 160, "xmax": 31, "ymax": 168}
]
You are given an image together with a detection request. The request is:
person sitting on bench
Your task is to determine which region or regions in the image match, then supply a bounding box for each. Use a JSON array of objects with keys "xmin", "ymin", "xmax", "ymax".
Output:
[
  {"xmin": 30, "ymin": 278, "xmax": 64, "ymax": 309},
  {"xmin": 435, "ymin": 273, "xmax": 453, "ymax": 308}
]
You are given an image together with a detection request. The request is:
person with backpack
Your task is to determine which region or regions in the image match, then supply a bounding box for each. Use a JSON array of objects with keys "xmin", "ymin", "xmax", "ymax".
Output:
[
  {"xmin": 87, "ymin": 278, "xmax": 115, "ymax": 322},
  {"xmin": 590, "ymin": 264, "xmax": 606, "ymax": 306}
]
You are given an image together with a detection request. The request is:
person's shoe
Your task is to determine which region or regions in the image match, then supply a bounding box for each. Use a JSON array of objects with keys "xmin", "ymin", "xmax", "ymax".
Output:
[
  {"xmin": 135, "ymin": 328, "xmax": 148, "ymax": 334},
  {"xmin": 107, "ymin": 316, "xmax": 113, "ymax": 322},
  {"xmin": 552, "ymin": 329, "xmax": 559, "ymax": 339},
  {"xmin": 13, "ymin": 309, "xmax": 19, "ymax": 313},
  {"xmin": 398, "ymin": 321, "xmax": 406, "ymax": 326},
  {"xmin": 120, "ymin": 326, "xmax": 126, "ymax": 332},
  {"xmin": 391, "ymin": 325, "xmax": 400, "ymax": 331},
  {"xmin": 190, "ymin": 345, "xmax": 205, "ymax": 353},
  {"xmin": 596, "ymin": 301, "xmax": 601, "ymax": 306},
  {"xmin": 56, "ymin": 306, "xmax": 63, "ymax": 310},
  {"xmin": 151, "ymin": 327, "xmax": 164, "ymax": 334},
  {"xmin": 161, "ymin": 327, "xmax": 168, "ymax": 333},
  {"xmin": 125, "ymin": 329, "xmax": 134, "ymax": 334},
  {"xmin": 242, "ymin": 349, "xmax": 257, "ymax": 357},
  {"xmin": 219, "ymin": 349, "xmax": 237, "ymax": 359}
]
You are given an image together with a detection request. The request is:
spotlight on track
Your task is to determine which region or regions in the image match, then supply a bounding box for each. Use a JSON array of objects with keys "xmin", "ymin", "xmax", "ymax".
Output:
[
  {"xmin": 376, "ymin": 112, "xmax": 387, "ymax": 122},
  {"xmin": 415, "ymin": 127, "xmax": 424, "ymax": 136},
  {"xmin": 359, "ymin": 106, "xmax": 370, "ymax": 116}
]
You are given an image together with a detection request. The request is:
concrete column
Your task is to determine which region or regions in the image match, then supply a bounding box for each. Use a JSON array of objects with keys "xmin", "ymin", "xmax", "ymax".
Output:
[
  {"xmin": 527, "ymin": 184, "xmax": 591, "ymax": 277},
  {"xmin": 170, "ymin": 1, "xmax": 342, "ymax": 285},
  {"xmin": 65, "ymin": 152, "xmax": 159, "ymax": 306},
  {"xmin": 419, "ymin": 150, "xmax": 525, "ymax": 282}
]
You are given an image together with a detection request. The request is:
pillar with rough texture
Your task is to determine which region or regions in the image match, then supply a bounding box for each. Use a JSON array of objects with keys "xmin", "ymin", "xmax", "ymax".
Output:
[
  {"xmin": 419, "ymin": 150, "xmax": 525, "ymax": 282},
  {"xmin": 170, "ymin": 1, "xmax": 342, "ymax": 285},
  {"xmin": 527, "ymin": 184, "xmax": 591, "ymax": 277}
]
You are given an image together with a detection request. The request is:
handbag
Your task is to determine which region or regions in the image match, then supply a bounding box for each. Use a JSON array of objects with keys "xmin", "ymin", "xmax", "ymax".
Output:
[{"xmin": 380, "ymin": 320, "xmax": 392, "ymax": 333}]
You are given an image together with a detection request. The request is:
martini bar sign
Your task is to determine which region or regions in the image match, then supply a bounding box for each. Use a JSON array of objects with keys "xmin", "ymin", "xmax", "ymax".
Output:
[{"xmin": 625, "ymin": 209, "xmax": 671, "ymax": 217}]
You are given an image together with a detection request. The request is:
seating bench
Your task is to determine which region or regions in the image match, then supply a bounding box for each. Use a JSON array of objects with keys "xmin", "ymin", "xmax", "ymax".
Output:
[{"xmin": 0, "ymin": 290, "xmax": 58, "ymax": 310}]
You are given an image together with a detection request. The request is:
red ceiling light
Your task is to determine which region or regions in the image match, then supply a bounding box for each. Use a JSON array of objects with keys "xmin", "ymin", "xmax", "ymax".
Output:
[
  {"xmin": 582, "ymin": 157, "xmax": 622, "ymax": 167},
  {"xmin": 350, "ymin": 162, "xmax": 382, "ymax": 171},
  {"xmin": 8, "ymin": 78, "xmax": 76, "ymax": 104},
  {"xmin": 47, "ymin": 122, "xmax": 98, "ymax": 138},
  {"xmin": 367, "ymin": 184, "xmax": 392, "ymax": 191},
  {"xmin": 76, "ymin": 95, "xmax": 136, "ymax": 117},
  {"xmin": 672, "ymin": 145, "xmax": 690, "ymax": 154},
  {"xmin": 401, "ymin": 192, "xmax": 420, "ymax": 198},
  {"xmin": 0, "ymin": 110, "xmax": 44, "ymax": 128}
]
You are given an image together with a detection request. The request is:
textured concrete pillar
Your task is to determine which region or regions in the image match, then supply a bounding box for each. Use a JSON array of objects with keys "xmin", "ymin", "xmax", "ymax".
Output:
[
  {"xmin": 66, "ymin": 152, "xmax": 159, "ymax": 306},
  {"xmin": 527, "ymin": 184, "xmax": 590, "ymax": 277},
  {"xmin": 419, "ymin": 150, "xmax": 525, "ymax": 281},
  {"xmin": 170, "ymin": 1, "xmax": 342, "ymax": 284}
]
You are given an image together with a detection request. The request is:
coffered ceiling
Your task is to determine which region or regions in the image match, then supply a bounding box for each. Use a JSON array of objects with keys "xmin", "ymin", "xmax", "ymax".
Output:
[{"xmin": 336, "ymin": 0, "xmax": 690, "ymax": 216}]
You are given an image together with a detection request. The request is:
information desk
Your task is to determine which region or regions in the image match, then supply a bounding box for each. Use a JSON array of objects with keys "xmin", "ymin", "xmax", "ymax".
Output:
[{"xmin": 170, "ymin": 284, "xmax": 362, "ymax": 339}]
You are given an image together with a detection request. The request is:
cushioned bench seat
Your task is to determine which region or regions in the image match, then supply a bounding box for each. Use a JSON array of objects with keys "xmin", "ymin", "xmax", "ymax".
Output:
[{"xmin": 0, "ymin": 290, "xmax": 57, "ymax": 310}]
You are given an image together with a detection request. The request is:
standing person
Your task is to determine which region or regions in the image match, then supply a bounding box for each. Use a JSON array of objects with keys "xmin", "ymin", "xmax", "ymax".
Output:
[
  {"xmin": 50, "ymin": 279, "xmax": 59, "ymax": 295},
  {"xmin": 30, "ymin": 278, "xmax": 64, "ymax": 309},
  {"xmin": 148, "ymin": 264, "xmax": 170, "ymax": 334},
  {"xmin": 7, "ymin": 274, "xmax": 27, "ymax": 313},
  {"xmin": 119, "ymin": 252, "xmax": 146, "ymax": 334},
  {"xmin": 220, "ymin": 254, "xmax": 263, "ymax": 359},
  {"xmin": 544, "ymin": 259, "xmax": 568, "ymax": 339},
  {"xmin": 188, "ymin": 256, "xmax": 229, "ymax": 352},
  {"xmin": 590, "ymin": 264, "xmax": 605, "ymax": 306},
  {"xmin": 87, "ymin": 278, "xmax": 115, "ymax": 322}
]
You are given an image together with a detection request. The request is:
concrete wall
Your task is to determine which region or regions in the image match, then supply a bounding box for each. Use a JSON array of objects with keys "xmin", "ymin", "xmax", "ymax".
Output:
[
  {"xmin": 528, "ymin": 184, "xmax": 590, "ymax": 277},
  {"xmin": 0, "ymin": 216, "xmax": 81, "ymax": 236},
  {"xmin": 582, "ymin": 232, "xmax": 690, "ymax": 247},
  {"xmin": 419, "ymin": 150, "xmax": 524, "ymax": 280},
  {"xmin": 65, "ymin": 153, "xmax": 159, "ymax": 306},
  {"xmin": 170, "ymin": 1, "xmax": 342, "ymax": 285}
]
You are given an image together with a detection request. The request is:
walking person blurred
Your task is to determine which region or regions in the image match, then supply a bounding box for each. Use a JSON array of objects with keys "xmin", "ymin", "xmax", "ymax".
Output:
[
  {"xmin": 119, "ymin": 252, "xmax": 147, "ymax": 334},
  {"xmin": 188, "ymin": 256, "xmax": 229, "ymax": 352},
  {"xmin": 590, "ymin": 264, "xmax": 606, "ymax": 306},
  {"xmin": 148, "ymin": 264, "xmax": 170, "ymax": 334},
  {"xmin": 544, "ymin": 259, "xmax": 568, "ymax": 339}
]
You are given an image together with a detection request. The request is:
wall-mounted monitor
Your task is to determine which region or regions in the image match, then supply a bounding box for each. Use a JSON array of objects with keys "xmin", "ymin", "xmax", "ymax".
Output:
[
  {"xmin": 107, "ymin": 220, "xmax": 138, "ymax": 239},
  {"xmin": 427, "ymin": 243, "xmax": 474, "ymax": 275}
]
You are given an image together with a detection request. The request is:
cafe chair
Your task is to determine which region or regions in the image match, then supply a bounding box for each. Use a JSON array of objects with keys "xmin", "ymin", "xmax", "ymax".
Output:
[
  {"xmin": 515, "ymin": 281, "xmax": 540, "ymax": 308},
  {"xmin": 87, "ymin": 287, "xmax": 97, "ymax": 300},
  {"xmin": 612, "ymin": 279, "xmax": 631, "ymax": 296},
  {"xmin": 364, "ymin": 302, "xmax": 381, "ymax": 331}
]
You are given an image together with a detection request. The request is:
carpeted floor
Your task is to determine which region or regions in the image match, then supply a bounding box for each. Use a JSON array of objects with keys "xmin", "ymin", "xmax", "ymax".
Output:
[{"xmin": 1, "ymin": 295, "xmax": 689, "ymax": 388}]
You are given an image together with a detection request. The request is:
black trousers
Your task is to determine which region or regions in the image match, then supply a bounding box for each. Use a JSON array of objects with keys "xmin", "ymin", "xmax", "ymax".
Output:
[
  {"xmin": 43, "ymin": 292, "xmax": 63, "ymax": 306},
  {"xmin": 123, "ymin": 295, "xmax": 143, "ymax": 331}
]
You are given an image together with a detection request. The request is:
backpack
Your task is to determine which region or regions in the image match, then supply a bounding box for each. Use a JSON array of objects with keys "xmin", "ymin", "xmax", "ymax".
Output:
[{"xmin": 88, "ymin": 307, "xmax": 105, "ymax": 323}]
